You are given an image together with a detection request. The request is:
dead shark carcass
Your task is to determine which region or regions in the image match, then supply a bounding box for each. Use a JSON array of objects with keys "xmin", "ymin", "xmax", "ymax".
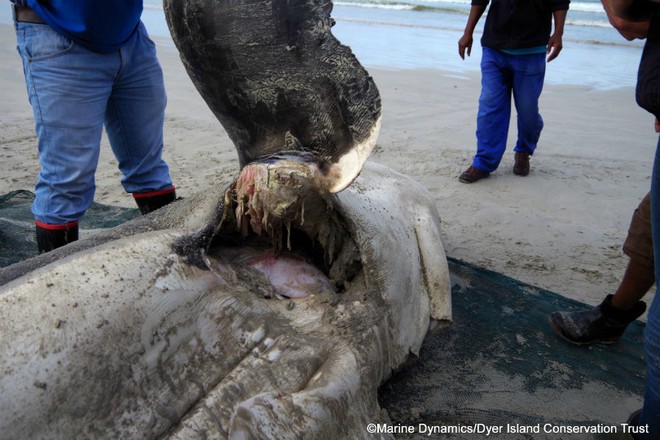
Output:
[
  {"xmin": 0, "ymin": 0, "xmax": 452, "ymax": 437},
  {"xmin": 0, "ymin": 162, "xmax": 451, "ymax": 439}
]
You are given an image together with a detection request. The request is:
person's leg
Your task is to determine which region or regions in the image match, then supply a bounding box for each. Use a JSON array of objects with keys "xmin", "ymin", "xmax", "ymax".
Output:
[
  {"xmin": 15, "ymin": 22, "xmax": 114, "ymax": 251},
  {"xmin": 511, "ymin": 53, "xmax": 545, "ymax": 157},
  {"xmin": 472, "ymin": 47, "xmax": 512, "ymax": 173},
  {"xmin": 637, "ymin": 296, "xmax": 660, "ymax": 438},
  {"xmin": 611, "ymin": 258, "xmax": 655, "ymax": 308},
  {"xmin": 638, "ymin": 138, "xmax": 660, "ymax": 439},
  {"xmin": 104, "ymin": 22, "xmax": 175, "ymax": 213},
  {"xmin": 615, "ymin": 192, "xmax": 655, "ymax": 308},
  {"xmin": 549, "ymin": 192, "xmax": 651, "ymax": 345},
  {"xmin": 35, "ymin": 222, "xmax": 79, "ymax": 253}
]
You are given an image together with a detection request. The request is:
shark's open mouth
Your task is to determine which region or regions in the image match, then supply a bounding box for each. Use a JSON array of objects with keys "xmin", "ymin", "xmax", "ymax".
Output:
[{"xmin": 207, "ymin": 159, "xmax": 363, "ymax": 300}]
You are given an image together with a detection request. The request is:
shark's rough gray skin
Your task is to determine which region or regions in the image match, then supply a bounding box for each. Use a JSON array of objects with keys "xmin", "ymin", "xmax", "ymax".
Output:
[
  {"xmin": 163, "ymin": 0, "xmax": 381, "ymax": 193},
  {"xmin": 0, "ymin": 163, "xmax": 451, "ymax": 439}
]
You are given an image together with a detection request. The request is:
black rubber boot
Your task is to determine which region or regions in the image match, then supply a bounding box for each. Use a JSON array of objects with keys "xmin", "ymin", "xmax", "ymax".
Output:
[
  {"xmin": 35, "ymin": 222, "xmax": 79, "ymax": 254},
  {"xmin": 549, "ymin": 294, "xmax": 646, "ymax": 345},
  {"xmin": 134, "ymin": 189, "xmax": 176, "ymax": 215}
]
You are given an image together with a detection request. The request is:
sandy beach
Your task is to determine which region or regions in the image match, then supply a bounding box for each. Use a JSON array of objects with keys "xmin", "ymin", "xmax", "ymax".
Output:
[{"xmin": 0, "ymin": 22, "xmax": 657, "ymax": 317}]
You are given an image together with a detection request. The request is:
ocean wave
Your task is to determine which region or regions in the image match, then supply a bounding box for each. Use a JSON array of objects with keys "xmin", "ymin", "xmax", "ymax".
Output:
[
  {"xmin": 143, "ymin": 2, "xmax": 164, "ymax": 12},
  {"xmin": 567, "ymin": 18, "xmax": 612, "ymax": 28},
  {"xmin": 147, "ymin": 0, "xmax": 604, "ymax": 13},
  {"xmin": 333, "ymin": 14, "xmax": 621, "ymax": 36},
  {"xmin": 333, "ymin": 15, "xmax": 464, "ymax": 30},
  {"xmin": 338, "ymin": 0, "xmax": 605, "ymax": 13},
  {"xmin": 145, "ymin": 0, "xmax": 610, "ymax": 30},
  {"xmin": 335, "ymin": 1, "xmax": 414, "ymax": 10},
  {"xmin": 338, "ymin": 0, "xmax": 612, "ymax": 29},
  {"xmin": 568, "ymin": 2, "xmax": 606, "ymax": 12}
]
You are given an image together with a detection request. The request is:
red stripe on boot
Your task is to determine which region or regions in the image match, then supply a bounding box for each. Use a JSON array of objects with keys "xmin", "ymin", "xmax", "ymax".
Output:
[
  {"xmin": 34, "ymin": 220, "xmax": 79, "ymax": 230},
  {"xmin": 132, "ymin": 187, "xmax": 176, "ymax": 199}
]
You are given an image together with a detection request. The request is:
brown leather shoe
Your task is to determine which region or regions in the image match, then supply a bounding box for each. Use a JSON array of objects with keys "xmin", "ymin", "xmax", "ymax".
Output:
[
  {"xmin": 513, "ymin": 152, "xmax": 530, "ymax": 176},
  {"xmin": 459, "ymin": 166, "xmax": 490, "ymax": 183}
]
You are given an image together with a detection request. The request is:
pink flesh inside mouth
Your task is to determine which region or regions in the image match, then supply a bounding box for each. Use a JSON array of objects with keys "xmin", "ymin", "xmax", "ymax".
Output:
[
  {"xmin": 217, "ymin": 246, "xmax": 334, "ymax": 299},
  {"xmin": 213, "ymin": 160, "xmax": 351, "ymax": 300}
]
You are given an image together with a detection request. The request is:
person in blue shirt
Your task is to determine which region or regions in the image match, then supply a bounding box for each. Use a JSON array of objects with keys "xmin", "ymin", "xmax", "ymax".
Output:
[
  {"xmin": 11, "ymin": 0, "xmax": 176, "ymax": 252},
  {"xmin": 457, "ymin": 0, "xmax": 569, "ymax": 183}
]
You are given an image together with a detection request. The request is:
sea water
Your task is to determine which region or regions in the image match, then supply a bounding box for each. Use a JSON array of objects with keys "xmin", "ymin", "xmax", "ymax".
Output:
[
  {"xmin": 1, "ymin": 0, "xmax": 646, "ymax": 90},
  {"xmin": 144, "ymin": 0, "xmax": 648, "ymax": 90}
]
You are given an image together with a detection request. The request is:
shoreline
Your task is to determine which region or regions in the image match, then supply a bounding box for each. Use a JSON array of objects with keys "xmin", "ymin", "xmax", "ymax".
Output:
[
  {"xmin": 1, "ymin": 3, "xmax": 645, "ymax": 90},
  {"xmin": 0, "ymin": 23, "xmax": 656, "ymax": 316}
]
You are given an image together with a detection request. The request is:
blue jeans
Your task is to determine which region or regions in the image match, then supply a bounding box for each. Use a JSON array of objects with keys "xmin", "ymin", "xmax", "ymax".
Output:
[
  {"xmin": 473, "ymin": 47, "xmax": 545, "ymax": 173},
  {"xmin": 642, "ymin": 136, "xmax": 660, "ymax": 439},
  {"xmin": 15, "ymin": 21, "xmax": 173, "ymax": 225}
]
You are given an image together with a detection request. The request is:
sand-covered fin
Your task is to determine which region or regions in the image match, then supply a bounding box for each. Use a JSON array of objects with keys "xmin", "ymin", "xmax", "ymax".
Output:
[
  {"xmin": 412, "ymin": 193, "xmax": 452, "ymax": 324},
  {"xmin": 334, "ymin": 162, "xmax": 452, "ymax": 357}
]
